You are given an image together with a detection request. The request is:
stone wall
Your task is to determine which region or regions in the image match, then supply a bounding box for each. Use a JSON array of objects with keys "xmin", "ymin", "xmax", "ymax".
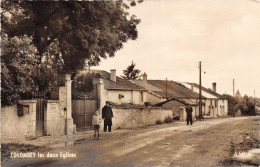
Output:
[
  {"xmin": 111, "ymin": 107, "xmax": 172, "ymax": 129},
  {"xmin": 1, "ymin": 100, "xmax": 37, "ymax": 140},
  {"xmin": 44, "ymin": 100, "xmax": 66, "ymax": 136}
]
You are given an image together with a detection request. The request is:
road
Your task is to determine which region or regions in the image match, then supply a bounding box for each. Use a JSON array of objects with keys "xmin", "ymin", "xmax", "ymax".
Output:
[{"xmin": 3, "ymin": 116, "xmax": 260, "ymax": 167}]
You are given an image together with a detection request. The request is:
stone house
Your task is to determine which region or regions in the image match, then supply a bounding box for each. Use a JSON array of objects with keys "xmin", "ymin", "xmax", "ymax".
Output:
[
  {"xmin": 90, "ymin": 69, "xmax": 147, "ymax": 109},
  {"xmin": 180, "ymin": 82, "xmax": 228, "ymax": 117}
]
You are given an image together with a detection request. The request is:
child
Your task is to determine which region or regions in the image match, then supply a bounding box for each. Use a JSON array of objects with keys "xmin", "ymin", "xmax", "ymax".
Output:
[{"xmin": 92, "ymin": 110, "xmax": 102, "ymax": 140}]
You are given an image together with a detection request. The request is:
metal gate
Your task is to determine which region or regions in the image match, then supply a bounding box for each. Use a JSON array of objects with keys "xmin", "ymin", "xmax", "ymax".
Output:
[
  {"xmin": 72, "ymin": 86, "xmax": 98, "ymax": 131},
  {"xmin": 33, "ymin": 92, "xmax": 45, "ymax": 137}
]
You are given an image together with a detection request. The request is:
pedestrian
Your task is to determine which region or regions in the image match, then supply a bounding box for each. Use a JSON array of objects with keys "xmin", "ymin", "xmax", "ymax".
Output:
[
  {"xmin": 186, "ymin": 104, "xmax": 193, "ymax": 125},
  {"xmin": 102, "ymin": 101, "xmax": 113, "ymax": 132},
  {"xmin": 92, "ymin": 110, "xmax": 102, "ymax": 140}
]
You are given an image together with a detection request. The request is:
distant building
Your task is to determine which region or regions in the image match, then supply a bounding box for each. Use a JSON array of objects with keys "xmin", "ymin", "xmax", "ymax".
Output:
[
  {"xmin": 235, "ymin": 90, "xmax": 242, "ymax": 99},
  {"xmin": 179, "ymin": 82, "xmax": 228, "ymax": 117}
]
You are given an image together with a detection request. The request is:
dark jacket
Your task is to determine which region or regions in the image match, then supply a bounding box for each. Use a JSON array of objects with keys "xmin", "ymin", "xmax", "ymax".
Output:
[
  {"xmin": 102, "ymin": 105, "xmax": 113, "ymax": 125},
  {"xmin": 186, "ymin": 106, "xmax": 193, "ymax": 118}
]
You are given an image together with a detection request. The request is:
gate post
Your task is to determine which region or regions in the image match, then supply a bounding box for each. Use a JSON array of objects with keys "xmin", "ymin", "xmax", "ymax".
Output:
[
  {"xmin": 93, "ymin": 78, "xmax": 105, "ymax": 112},
  {"xmin": 93, "ymin": 78, "xmax": 106, "ymax": 131},
  {"xmin": 65, "ymin": 74, "xmax": 76, "ymax": 135}
]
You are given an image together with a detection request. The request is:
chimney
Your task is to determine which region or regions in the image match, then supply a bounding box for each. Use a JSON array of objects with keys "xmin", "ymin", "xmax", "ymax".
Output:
[
  {"xmin": 191, "ymin": 84, "xmax": 194, "ymax": 92},
  {"xmin": 212, "ymin": 82, "xmax": 216, "ymax": 92},
  {"xmin": 143, "ymin": 72, "xmax": 147, "ymax": 89},
  {"xmin": 110, "ymin": 69, "xmax": 116, "ymax": 82}
]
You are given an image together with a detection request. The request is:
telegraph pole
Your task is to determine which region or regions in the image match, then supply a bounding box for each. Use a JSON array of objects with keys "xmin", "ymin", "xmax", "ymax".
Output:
[{"xmin": 199, "ymin": 61, "xmax": 203, "ymax": 119}]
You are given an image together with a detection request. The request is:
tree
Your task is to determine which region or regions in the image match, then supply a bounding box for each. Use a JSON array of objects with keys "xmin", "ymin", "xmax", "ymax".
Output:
[
  {"xmin": 1, "ymin": 35, "xmax": 38, "ymax": 106},
  {"xmin": 121, "ymin": 61, "xmax": 141, "ymax": 80},
  {"xmin": 223, "ymin": 94, "xmax": 256, "ymax": 116},
  {"xmin": 1, "ymin": 1, "xmax": 142, "ymax": 105},
  {"xmin": 2, "ymin": 0, "xmax": 142, "ymax": 79}
]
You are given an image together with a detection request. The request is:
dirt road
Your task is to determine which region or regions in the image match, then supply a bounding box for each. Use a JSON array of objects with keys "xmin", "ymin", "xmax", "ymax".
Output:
[{"xmin": 3, "ymin": 116, "xmax": 260, "ymax": 166}]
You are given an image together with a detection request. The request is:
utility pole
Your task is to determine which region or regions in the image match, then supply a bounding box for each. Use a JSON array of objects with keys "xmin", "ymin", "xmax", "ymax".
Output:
[
  {"xmin": 166, "ymin": 78, "xmax": 168, "ymax": 100},
  {"xmin": 199, "ymin": 61, "xmax": 203, "ymax": 119},
  {"xmin": 233, "ymin": 79, "xmax": 235, "ymax": 97}
]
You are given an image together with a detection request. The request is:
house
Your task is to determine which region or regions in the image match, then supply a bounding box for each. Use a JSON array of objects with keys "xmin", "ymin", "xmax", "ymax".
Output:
[
  {"xmin": 180, "ymin": 82, "xmax": 228, "ymax": 117},
  {"xmin": 131, "ymin": 73, "xmax": 206, "ymax": 120},
  {"xmin": 90, "ymin": 69, "xmax": 147, "ymax": 107}
]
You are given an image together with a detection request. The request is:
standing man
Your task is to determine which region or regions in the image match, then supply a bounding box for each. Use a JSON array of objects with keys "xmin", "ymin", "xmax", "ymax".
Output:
[
  {"xmin": 186, "ymin": 104, "xmax": 193, "ymax": 125},
  {"xmin": 102, "ymin": 101, "xmax": 113, "ymax": 132}
]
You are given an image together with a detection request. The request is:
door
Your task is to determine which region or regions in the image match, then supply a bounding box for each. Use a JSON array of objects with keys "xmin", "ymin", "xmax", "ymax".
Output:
[{"xmin": 34, "ymin": 92, "xmax": 45, "ymax": 137}]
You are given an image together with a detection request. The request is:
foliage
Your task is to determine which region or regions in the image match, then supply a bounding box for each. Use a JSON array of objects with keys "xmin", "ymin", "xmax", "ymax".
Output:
[
  {"xmin": 222, "ymin": 94, "xmax": 237, "ymax": 116},
  {"xmin": 1, "ymin": 1, "xmax": 142, "ymax": 105},
  {"xmin": 72, "ymin": 73, "xmax": 101, "ymax": 93},
  {"xmin": 1, "ymin": 35, "xmax": 38, "ymax": 106},
  {"xmin": 223, "ymin": 94, "xmax": 256, "ymax": 116},
  {"xmin": 156, "ymin": 120, "xmax": 163, "ymax": 124},
  {"xmin": 121, "ymin": 61, "xmax": 141, "ymax": 80},
  {"xmin": 164, "ymin": 116, "xmax": 173, "ymax": 123},
  {"xmin": 2, "ymin": 0, "xmax": 141, "ymax": 78}
]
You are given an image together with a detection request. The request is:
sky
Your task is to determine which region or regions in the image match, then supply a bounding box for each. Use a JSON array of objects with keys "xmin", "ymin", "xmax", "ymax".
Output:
[{"xmin": 92, "ymin": 0, "xmax": 260, "ymax": 97}]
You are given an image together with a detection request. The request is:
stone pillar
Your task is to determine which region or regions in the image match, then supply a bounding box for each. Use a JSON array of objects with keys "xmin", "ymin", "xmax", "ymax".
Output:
[
  {"xmin": 93, "ymin": 78, "xmax": 106, "ymax": 112},
  {"xmin": 65, "ymin": 74, "xmax": 76, "ymax": 135}
]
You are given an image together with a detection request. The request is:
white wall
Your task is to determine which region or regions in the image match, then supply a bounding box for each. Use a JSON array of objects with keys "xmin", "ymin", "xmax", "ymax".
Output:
[
  {"xmin": 1, "ymin": 100, "xmax": 37, "ymax": 141},
  {"xmin": 44, "ymin": 100, "xmax": 66, "ymax": 136},
  {"xmin": 217, "ymin": 99, "xmax": 228, "ymax": 116},
  {"xmin": 107, "ymin": 90, "xmax": 145, "ymax": 105}
]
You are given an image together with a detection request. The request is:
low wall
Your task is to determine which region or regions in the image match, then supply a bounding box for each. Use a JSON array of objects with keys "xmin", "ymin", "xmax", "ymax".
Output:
[
  {"xmin": 1, "ymin": 100, "xmax": 37, "ymax": 140},
  {"xmin": 111, "ymin": 107, "xmax": 172, "ymax": 129}
]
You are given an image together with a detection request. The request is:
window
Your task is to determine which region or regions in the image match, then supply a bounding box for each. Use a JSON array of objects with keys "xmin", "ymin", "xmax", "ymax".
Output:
[{"xmin": 140, "ymin": 92, "xmax": 143, "ymax": 102}]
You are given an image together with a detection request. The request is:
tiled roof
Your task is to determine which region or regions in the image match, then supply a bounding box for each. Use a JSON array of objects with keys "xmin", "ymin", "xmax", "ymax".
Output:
[
  {"xmin": 186, "ymin": 82, "xmax": 224, "ymax": 98},
  {"xmin": 147, "ymin": 80, "xmax": 201, "ymax": 99},
  {"xmin": 131, "ymin": 80, "xmax": 161, "ymax": 92},
  {"xmin": 90, "ymin": 70, "xmax": 146, "ymax": 91}
]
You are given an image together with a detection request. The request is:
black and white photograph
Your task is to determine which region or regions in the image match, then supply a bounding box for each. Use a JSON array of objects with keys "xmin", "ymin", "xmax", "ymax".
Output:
[{"xmin": 1, "ymin": 0, "xmax": 260, "ymax": 166}]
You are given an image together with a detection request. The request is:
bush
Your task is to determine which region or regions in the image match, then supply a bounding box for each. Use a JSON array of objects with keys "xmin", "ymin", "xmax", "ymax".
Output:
[
  {"xmin": 156, "ymin": 119, "xmax": 163, "ymax": 124},
  {"xmin": 164, "ymin": 116, "xmax": 173, "ymax": 123}
]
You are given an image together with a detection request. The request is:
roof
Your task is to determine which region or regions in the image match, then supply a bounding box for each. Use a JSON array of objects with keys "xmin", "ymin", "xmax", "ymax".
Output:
[
  {"xmin": 89, "ymin": 70, "xmax": 146, "ymax": 91},
  {"xmin": 148, "ymin": 80, "xmax": 201, "ymax": 99},
  {"xmin": 235, "ymin": 90, "xmax": 242, "ymax": 98},
  {"xmin": 185, "ymin": 82, "xmax": 224, "ymax": 99}
]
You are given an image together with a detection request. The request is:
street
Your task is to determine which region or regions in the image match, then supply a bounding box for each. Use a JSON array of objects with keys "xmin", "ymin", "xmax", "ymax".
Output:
[{"xmin": 3, "ymin": 116, "xmax": 260, "ymax": 167}]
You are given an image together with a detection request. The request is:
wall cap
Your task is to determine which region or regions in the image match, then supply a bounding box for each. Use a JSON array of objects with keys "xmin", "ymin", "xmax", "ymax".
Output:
[
  {"xmin": 18, "ymin": 100, "xmax": 37, "ymax": 103},
  {"xmin": 46, "ymin": 100, "xmax": 59, "ymax": 103}
]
